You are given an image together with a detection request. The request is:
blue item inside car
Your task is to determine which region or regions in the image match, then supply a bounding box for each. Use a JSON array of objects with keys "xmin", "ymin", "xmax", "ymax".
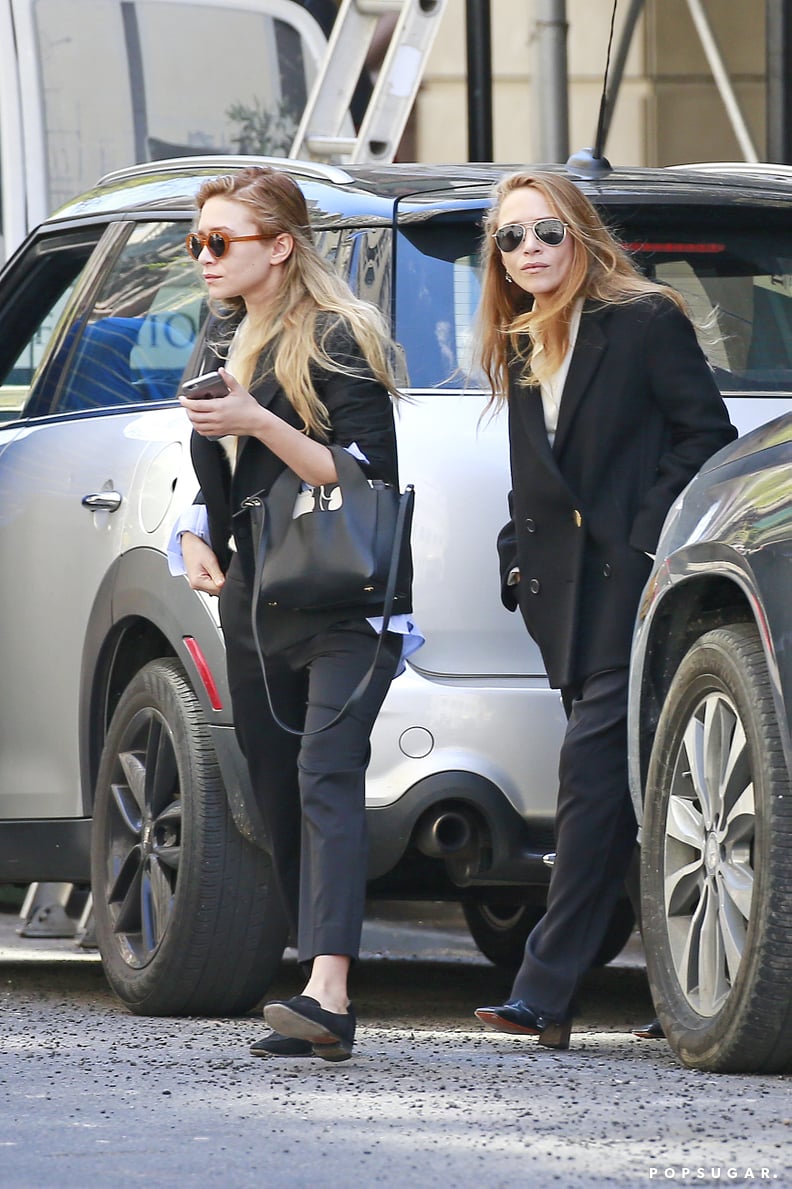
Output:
[{"xmin": 59, "ymin": 314, "xmax": 194, "ymax": 411}]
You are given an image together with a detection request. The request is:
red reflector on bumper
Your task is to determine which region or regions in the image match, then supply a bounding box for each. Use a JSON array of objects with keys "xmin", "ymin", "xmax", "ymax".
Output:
[{"xmin": 183, "ymin": 636, "xmax": 223, "ymax": 711}]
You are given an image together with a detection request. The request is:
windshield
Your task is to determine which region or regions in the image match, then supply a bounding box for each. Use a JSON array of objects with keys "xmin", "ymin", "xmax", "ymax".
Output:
[{"xmin": 395, "ymin": 204, "xmax": 792, "ymax": 395}]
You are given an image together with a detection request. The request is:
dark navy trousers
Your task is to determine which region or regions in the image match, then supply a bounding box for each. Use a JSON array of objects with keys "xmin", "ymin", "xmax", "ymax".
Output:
[{"xmin": 510, "ymin": 666, "xmax": 638, "ymax": 1018}]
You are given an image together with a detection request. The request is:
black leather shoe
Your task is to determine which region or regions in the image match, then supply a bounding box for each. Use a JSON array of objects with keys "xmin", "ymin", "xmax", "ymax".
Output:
[
  {"xmin": 474, "ymin": 999, "xmax": 572, "ymax": 1049},
  {"xmin": 263, "ymin": 995, "xmax": 356, "ymax": 1062},
  {"xmin": 633, "ymin": 1018, "xmax": 665, "ymax": 1040},
  {"xmin": 250, "ymin": 1030, "xmax": 313, "ymax": 1058}
]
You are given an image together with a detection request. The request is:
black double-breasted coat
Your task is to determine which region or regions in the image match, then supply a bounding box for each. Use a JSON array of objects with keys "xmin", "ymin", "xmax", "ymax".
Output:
[{"xmin": 497, "ymin": 295, "xmax": 737, "ymax": 689}]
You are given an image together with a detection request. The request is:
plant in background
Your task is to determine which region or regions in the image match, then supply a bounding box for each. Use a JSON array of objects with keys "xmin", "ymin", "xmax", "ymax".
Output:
[{"xmin": 226, "ymin": 97, "xmax": 300, "ymax": 157}]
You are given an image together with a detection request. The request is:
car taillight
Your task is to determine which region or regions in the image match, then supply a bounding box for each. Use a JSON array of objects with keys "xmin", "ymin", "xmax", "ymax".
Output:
[{"xmin": 623, "ymin": 242, "xmax": 725, "ymax": 253}]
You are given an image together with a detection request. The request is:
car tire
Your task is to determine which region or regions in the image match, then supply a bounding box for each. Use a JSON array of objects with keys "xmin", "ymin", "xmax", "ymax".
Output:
[
  {"xmin": 463, "ymin": 902, "xmax": 545, "ymax": 968},
  {"xmin": 641, "ymin": 624, "xmax": 792, "ymax": 1072},
  {"xmin": 463, "ymin": 897, "xmax": 635, "ymax": 971},
  {"xmin": 91, "ymin": 658, "xmax": 289, "ymax": 1016}
]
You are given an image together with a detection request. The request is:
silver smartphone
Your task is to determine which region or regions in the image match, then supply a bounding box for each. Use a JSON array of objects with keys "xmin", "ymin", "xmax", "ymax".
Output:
[{"xmin": 180, "ymin": 371, "xmax": 229, "ymax": 399}]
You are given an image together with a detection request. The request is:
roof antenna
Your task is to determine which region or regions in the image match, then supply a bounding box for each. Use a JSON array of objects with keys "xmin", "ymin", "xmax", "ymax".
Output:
[{"xmin": 566, "ymin": 0, "xmax": 617, "ymax": 178}]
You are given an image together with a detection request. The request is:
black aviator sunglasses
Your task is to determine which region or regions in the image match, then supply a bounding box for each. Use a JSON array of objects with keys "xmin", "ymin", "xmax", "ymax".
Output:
[
  {"xmin": 185, "ymin": 230, "xmax": 269, "ymax": 260},
  {"xmin": 493, "ymin": 218, "xmax": 568, "ymax": 253}
]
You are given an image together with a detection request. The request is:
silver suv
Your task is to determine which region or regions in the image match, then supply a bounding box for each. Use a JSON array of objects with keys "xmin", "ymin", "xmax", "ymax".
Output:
[{"xmin": 1, "ymin": 157, "xmax": 790, "ymax": 1016}]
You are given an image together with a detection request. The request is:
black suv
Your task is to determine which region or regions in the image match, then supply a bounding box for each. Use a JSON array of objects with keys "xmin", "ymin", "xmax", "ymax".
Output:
[
  {"xmin": 629, "ymin": 408, "xmax": 792, "ymax": 1073},
  {"xmin": 0, "ymin": 156, "xmax": 789, "ymax": 1024}
]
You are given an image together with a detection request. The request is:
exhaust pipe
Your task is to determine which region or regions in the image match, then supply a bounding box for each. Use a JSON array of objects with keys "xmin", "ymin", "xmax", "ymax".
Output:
[{"xmin": 414, "ymin": 808, "xmax": 476, "ymax": 858}]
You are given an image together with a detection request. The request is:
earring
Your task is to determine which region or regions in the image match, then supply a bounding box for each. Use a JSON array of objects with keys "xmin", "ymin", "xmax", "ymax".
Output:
[{"xmin": 505, "ymin": 272, "xmax": 513, "ymax": 284}]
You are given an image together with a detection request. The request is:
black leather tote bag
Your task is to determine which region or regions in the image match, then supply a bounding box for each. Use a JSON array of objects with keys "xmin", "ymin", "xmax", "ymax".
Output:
[
  {"xmin": 241, "ymin": 446, "xmax": 414, "ymax": 735},
  {"xmin": 243, "ymin": 445, "xmax": 413, "ymax": 614}
]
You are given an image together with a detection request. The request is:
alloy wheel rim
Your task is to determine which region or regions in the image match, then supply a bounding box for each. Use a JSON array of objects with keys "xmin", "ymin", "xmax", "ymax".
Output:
[
  {"xmin": 663, "ymin": 689, "xmax": 755, "ymax": 1017},
  {"xmin": 102, "ymin": 708, "xmax": 182, "ymax": 968},
  {"xmin": 478, "ymin": 904, "xmax": 529, "ymax": 931}
]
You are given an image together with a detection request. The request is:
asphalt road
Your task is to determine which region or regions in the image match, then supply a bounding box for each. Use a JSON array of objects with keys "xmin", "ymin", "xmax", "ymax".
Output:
[{"xmin": 0, "ymin": 903, "xmax": 790, "ymax": 1188}]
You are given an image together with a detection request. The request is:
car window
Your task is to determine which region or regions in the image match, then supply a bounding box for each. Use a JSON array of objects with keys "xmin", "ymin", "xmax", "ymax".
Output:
[
  {"xmin": 395, "ymin": 220, "xmax": 484, "ymax": 390},
  {"xmin": 346, "ymin": 227, "xmax": 391, "ymax": 314},
  {"xmin": 313, "ymin": 228, "xmax": 344, "ymax": 266},
  {"xmin": 394, "ymin": 206, "xmax": 792, "ymax": 398},
  {"xmin": 655, "ymin": 258, "xmax": 792, "ymax": 391},
  {"xmin": 0, "ymin": 232, "xmax": 100, "ymax": 422},
  {"xmin": 54, "ymin": 222, "xmax": 205, "ymax": 414},
  {"xmin": 618, "ymin": 215, "xmax": 792, "ymax": 394},
  {"xmin": 1, "ymin": 281, "xmax": 80, "ymax": 423}
]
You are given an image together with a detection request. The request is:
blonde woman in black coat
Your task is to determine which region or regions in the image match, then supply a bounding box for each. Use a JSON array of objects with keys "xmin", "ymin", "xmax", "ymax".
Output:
[
  {"xmin": 172, "ymin": 167, "xmax": 420, "ymax": 1062},
  {"xmin": 473, "ymin": 171, "xmax": 736, "ymax": 1049}
]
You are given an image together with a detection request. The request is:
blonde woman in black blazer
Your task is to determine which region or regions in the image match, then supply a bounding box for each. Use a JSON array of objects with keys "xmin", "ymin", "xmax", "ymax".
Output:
[
  {"xmin": 474, "ymin": 171, "xmax": 736, "ymax": 1049},
  {"xmin": 174, "ymin": 167, "xmax": 416, "ymax": 1063}
]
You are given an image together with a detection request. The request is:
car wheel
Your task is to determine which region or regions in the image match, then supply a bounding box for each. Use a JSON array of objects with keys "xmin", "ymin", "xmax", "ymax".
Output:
[
  {"xmin": 463, "ymin": 901, "xmax": 544, "ymax": 968},
  {"xmin": 463, "ymin": 898, "xmax": 635, "ymax": 970},
  {"xmin": 91, "ymin": 658, "xmax": 289, "ymax": 1016},
  {"xmin": 641, "ymin": 624, "xmax": 792, "ymax": 1072}
]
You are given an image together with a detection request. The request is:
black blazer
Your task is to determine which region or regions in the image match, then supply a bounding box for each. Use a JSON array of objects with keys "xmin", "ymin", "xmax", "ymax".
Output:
[
  {"xmin": 497, "ymin": 295, "xmax": 737, "ymax": 688},
  {"xmin": 190, "ymin": 316, "xmax": 399, "ymax": 649}
]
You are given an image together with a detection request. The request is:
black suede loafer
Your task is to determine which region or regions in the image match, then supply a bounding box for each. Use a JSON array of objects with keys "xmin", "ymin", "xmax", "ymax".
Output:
[
  {"xmin": 263, "ymin": 995, "xmax": 356, "ymax": 1062},
  {"xmin": 475, "ymin": 999, "xmax": 572, "ymax": 1049},
  {"xmin": 249, "ymin": 1030, "xmax": 313, "ymax": 1058},
  {"xmin": 633, "ymin": 1018, "xmax": 666, "ymax": 1040}
]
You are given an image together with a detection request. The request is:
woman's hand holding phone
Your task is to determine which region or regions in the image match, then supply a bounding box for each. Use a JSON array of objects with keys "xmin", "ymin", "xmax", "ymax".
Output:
[
  {"xmin": 180, "ymin": 365, "xmax": 275, "ymax": 442},
  {"xmin": 180, "ymin": 370, "xmax": 230, "ymax": 400},
  {"xmin": 180, "ymin": 366, "xmax": 336, "ymax": 487},
  {"xmin": 180, "ymin": 369, "xmax": 232, "ymax": 441}
]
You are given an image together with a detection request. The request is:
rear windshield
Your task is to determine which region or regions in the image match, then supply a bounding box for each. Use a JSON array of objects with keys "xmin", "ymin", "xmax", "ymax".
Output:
[{"xmin": 395, "ymin": 204, "xmax": 792, "ymax": 394}]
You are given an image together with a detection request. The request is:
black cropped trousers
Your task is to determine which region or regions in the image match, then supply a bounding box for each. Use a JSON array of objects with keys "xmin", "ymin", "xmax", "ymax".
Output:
[{"xmin": 220, "ymin": 560, "xmax": 401, "ymax": 965}]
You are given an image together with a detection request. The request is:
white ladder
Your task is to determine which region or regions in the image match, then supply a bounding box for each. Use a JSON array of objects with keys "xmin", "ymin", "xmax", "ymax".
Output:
[{"xmin": 289, "ymin": 0, "xmax": 448, "ymax": 164}]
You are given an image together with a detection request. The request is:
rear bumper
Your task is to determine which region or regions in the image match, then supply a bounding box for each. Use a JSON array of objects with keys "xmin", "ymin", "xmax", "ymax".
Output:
[{"xmin": 366, "ymin": 768, "xmax": 556, "ymax": 886}]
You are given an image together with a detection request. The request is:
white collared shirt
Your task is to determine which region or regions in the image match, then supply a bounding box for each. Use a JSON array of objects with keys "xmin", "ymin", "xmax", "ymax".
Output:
[{"xmin": 535, "ymin": 298, "xmax": 584, "ymax": 446}]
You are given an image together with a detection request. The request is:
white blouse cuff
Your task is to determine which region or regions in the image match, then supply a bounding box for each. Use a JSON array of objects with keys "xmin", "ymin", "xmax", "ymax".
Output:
[{"xmin": 167, "ymin": 504, "xmax": 210, "ymax": 576}]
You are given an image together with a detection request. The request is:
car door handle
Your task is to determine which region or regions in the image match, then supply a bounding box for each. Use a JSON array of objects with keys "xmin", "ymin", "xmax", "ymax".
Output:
[{"xmin": 82, "ymin": 491, "xmax": 123, "ymax": 512}]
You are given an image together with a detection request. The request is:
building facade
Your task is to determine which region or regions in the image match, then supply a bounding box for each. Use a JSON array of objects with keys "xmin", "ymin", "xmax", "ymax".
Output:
[{"xmin": 413, "ymin": 1, "xmax": 766, "ymax": 168}]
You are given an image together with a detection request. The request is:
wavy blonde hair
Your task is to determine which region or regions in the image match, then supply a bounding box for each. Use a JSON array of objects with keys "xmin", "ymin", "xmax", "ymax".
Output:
[
  {"xmin": 195, "ymin": 166, "xmax": 398, "ymax": 437},
  {"xmin": 478, "ymin": 170, "xmax": 688, "ymax": 414}
]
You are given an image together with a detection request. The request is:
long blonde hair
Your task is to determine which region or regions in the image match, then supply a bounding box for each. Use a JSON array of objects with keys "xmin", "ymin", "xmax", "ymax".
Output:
[
  {"xmin": 478, "ymin": 170, "xmax": 687, "ymax": 413},
  {"xmin": 195, "ymin": 166, "xmax": 398, "ymax": 437}
]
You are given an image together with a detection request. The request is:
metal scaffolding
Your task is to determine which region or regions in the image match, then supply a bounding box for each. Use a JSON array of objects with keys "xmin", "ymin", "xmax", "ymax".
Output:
[{"xmin": 589, "ymin": 0, "xmax": 788, "ymax": 166}]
